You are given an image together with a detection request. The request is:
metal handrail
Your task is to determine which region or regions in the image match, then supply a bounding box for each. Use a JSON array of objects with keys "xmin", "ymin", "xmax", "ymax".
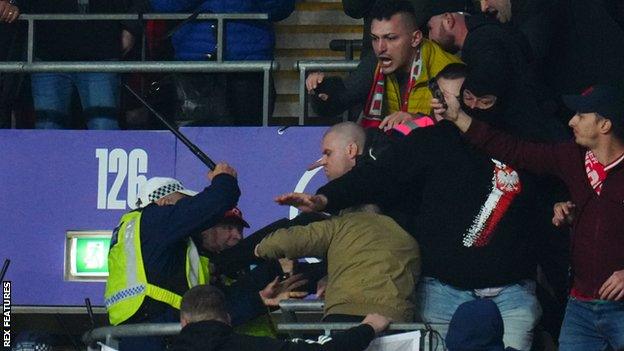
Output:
[
  {"xmin": 277, "ymin": 322, "xmax": 445, "ymax": 333},
  {"xmin": 0, "ymin": 61, "xmax": 277, "ymax": 73},
  {"xmin": 4, "ymin": 13, "xmax": 275, "ymax": 125},
  {"xmin": 82, "ymin": 320, "xmax": 445, "ymax": 349},
  {"xmin": 294, "ymin": 60, "xmax": 359, "ymax": 125},
  {"xmin": 17, "ymin": 13, "xmax": 269, "ymax": 63},
  {"xmin": 279, "ymin": 299, "xmax": 324, "ymax": 312},
  {"xmin": 82, "ymin": 323, "xmax": 181, "ymax": 349}
]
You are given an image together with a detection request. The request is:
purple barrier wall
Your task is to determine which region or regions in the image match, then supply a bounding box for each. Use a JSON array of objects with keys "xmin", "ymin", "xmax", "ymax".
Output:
[{"xmin": 0, "ymin": 127, "xmax": 326, "ymax": 306}]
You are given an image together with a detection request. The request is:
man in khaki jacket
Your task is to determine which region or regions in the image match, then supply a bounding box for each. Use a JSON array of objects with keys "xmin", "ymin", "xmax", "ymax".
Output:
[{"xmin": 255, "ymin": 203, "xmax": 420, "ymax": 323}]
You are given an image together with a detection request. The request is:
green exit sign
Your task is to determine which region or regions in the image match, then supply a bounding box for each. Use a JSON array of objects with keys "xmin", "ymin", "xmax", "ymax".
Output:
[{"xmin": 65, "ymin": 231, "xmax": 112, "ymax": 282}]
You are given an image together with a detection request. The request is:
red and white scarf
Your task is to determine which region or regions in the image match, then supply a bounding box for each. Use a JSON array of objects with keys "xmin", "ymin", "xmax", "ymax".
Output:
[
  {"xmin": 361, "ymin": 48, "xmax": 423, "ymax": 128},
  {"xmin": 463, "ymin": 160, "xmax": 522, "ymax": 247},
  {"xmin": 585, "ymin": 150, "xmax": 624, "ymax": 195}
]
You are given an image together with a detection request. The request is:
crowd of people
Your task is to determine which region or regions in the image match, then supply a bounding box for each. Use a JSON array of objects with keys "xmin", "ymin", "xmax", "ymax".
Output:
[{"xmin": 3, "ymin": 0, "xmax": 623, "ymax": 350}]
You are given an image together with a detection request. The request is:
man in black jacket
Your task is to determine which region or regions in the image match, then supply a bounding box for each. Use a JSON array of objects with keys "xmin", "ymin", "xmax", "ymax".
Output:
[
  {"xmin": 426, "ymin": 1, "xmax": 566, "ymax": 142},
  {"xmin": 173, "ymin": 284, "xmax": 390, "ymax": 351}
]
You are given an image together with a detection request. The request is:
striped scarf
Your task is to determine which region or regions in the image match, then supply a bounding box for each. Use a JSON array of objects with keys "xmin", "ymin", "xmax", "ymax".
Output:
[{"xmin": 362, "ymin": 48, "xmax": 423, "ymax": 126}]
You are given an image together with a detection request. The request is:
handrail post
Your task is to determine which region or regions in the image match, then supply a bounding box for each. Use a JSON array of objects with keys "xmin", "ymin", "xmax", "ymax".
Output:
[
  {"xmin": 105, "ymin": 334, "xmax": 119, "ymax": 349},
  {"xmin": 263, "ymin": 66, "xmax": 270, "ymax": 126},
  {"xmin": 27, "ymin": 18, "xmax": 34, "ymax": 63},
  {"xmin": 217, "ymin": 16, "xmax": 224, "ymax": 62},
  {"xmin": 298, "ymin": 65, "xmax": 307, "ymax": 125}
]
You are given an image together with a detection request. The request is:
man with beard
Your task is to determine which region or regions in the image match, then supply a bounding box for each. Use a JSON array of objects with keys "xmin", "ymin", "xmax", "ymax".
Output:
[
  {"xmin": 306, "ymin": 1, "xmax": 460, "ymax": 129},
  {"xmin": 426, "ymin": 0, "xmax": 567, "ymax": 142},
  {"xmin": 275, "ymin": 64, "xmax": 558, "ymax": 350}
]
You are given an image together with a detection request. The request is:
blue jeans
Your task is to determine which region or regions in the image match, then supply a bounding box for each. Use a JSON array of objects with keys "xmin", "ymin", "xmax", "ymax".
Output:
[
  {"xmin": 31, "ymin": 72, "xmax": 120, "ymax": 129},
  {"xmin": 415, "ymin": 276, "xmax": 542, "ymax": 351},
  {"xmin": 559, "ymin": 297, "xmax": 624, "ymax": 351}
]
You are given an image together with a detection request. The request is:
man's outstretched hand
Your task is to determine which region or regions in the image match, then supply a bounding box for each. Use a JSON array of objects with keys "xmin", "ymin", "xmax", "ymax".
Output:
[
  {"xmin": 275, "ymin": 192, "xmax": 328, "ymax": 213},
  {"xmin": 259, "ymin": 274, "xmax": 308, "ymax": 307}
]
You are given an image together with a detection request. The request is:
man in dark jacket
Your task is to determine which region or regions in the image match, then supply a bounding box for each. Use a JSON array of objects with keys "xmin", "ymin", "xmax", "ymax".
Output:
[
  {"xmin": 478, "ymin": 0, "xmax": 624, "ymax": 96},
  {"xmin": 436, "ymin": 83, "xmax": 624, "ymax": 351},
  {"xmin": 106, "ymin": 164, "xmax": 306, "ymax": 351},
  {"xmin": 426, "ymin": 1, "xmax": 566, "ymax": 142},
  {"xmin": 173, "ymin": 284, "xmax": 390, "ymax": 351}
]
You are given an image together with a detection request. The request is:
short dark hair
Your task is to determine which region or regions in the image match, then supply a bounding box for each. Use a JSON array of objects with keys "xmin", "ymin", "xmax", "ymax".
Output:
[
  {"xmin": 370, "ymin": 1, "xmax": 419, "ymax": 30},
  {"xmin": 435, "ymin": 63, "xmax": 468, "ymax": 81},
  {"xmin": 181, "ymin": 285, "xmax": 229, "ymax": 324}
]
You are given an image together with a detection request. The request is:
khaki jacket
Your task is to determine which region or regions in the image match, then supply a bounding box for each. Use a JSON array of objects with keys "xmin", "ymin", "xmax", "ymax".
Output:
[{"xmin": 257, "ymin": 212, "xmax": 420, "ymax": 322}]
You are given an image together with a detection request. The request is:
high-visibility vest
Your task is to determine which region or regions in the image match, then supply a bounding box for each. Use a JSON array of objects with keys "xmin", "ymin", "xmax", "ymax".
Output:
[{"xmin": 104, "ymin": 211, "xmax": 210, "ymax": 325}]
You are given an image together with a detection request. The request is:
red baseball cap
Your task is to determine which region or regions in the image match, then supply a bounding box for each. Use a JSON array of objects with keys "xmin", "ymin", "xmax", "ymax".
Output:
[{"xmin": 222, "ymin": 207, "xmax": 250, "ymax": 228}]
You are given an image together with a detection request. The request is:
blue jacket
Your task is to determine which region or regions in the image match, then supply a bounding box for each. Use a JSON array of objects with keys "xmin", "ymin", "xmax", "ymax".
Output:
[
  {"xmin": 137, "ymin": 174, "xmax": 272, "ymax": 326},
  {"xmin": 150, "ymin": 0, "xmax": 295, "ymax": 60}
]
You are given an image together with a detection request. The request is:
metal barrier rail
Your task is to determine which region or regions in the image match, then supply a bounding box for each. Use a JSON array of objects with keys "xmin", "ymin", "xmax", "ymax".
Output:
[
  {"xmin": 82, "ymin": 321, "xmax": 445, "ymax": 350},
  {"xmin": 277, "ymin": 322, "xmax": 447, "ymax": 351},
  {"xmin": 294, "ymin": 60, "xmax": 359, "ymax": 125},
  {"xmin": 0, "ymin": 13, "xmax": 276, "ymax": 125},
  {"xmin": 279, "ymin": 299, "xmax": 325, "ymax": 325},
  {"xmin": 82, "ymin": 323, "xmax": 181, "ymax": 350},
  {"xmin": 17, "ymin": 13, "xmax": 268, "ymax": 63}
]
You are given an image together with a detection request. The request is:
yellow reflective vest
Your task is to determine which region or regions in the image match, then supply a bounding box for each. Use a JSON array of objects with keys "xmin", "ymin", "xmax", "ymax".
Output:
[
  {"xmin": 384, "ymin": 39, "xmax": 462, "ymax": 116},
  {"xmin": 104, "ymin": 211, "xmax": 210, "ymax": 325}
]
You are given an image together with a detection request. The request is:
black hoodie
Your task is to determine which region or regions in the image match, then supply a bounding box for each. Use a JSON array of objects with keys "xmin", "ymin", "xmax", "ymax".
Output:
[{"xmin": 172, "ymin": 320, "xmax": 376, "ymax": 351}]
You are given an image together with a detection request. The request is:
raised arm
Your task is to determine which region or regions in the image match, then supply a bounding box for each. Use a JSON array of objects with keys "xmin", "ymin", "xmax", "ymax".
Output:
[
  {"xmin": 255, "ymin": 219, "xmax": 337, "ymax": 260},
  {"xmin": 434, "ymin": 92, "xmax": 575, "ymax": 177},
  {"xmin": 154, "ymin": 165, "xmax": 241, "ymax": 247}
]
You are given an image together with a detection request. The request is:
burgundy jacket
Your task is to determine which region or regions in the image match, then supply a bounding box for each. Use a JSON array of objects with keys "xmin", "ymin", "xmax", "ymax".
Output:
[{"xmin": 464, "ymin": 119, "xmax": 624, "ymax": 299}]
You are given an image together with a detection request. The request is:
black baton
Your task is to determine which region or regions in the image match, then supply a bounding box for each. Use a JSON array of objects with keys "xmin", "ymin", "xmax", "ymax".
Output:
[{"xmin": 123, "ymin": 83, "xmax": 217, "ymax": 170}]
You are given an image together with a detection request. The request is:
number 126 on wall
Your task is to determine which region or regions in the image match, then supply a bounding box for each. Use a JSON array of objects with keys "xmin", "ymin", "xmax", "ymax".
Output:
[{"xmin": 96, "ymin": 148, "xmax": 148, "ymax": 210}]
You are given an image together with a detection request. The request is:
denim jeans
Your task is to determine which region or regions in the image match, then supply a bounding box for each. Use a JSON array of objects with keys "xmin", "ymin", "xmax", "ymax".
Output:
[
  {"xmin": 415, "ymin": 276, "xmax": 542, "ymax": 351},
  {"xmin": 31, "ymin": 72, "xmax": 120, "ymax": 129},
  {"xmin": 559, "ymin": 297, "xmax": 624, "ymax": 351}
]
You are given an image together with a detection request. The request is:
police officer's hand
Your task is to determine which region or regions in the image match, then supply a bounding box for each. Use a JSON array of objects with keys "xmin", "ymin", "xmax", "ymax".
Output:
[
  {"xmin": 259, "ymin": 274, "xmax": 308, "ymax": 307},
  {"xmin": 208, "ymin": 163, "xmax": 237, "ymax": 180}
]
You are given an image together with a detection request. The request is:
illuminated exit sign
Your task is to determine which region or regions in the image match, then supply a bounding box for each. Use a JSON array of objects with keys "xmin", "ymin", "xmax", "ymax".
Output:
[{"xmin": 65, "ymin": 231, "xmax": 112, "ymax": 282}]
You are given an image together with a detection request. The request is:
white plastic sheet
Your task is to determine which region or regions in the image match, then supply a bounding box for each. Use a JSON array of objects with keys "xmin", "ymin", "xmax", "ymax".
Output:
[{"xmin": 365, "ymin": 330, "xmax": 421, "ymax": 351}]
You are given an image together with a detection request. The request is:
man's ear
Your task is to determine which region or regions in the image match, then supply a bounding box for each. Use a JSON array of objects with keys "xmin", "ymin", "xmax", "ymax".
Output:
[
  {"xmin": 411, "ymin": 29, "xmax": 423, "ymax": 48},
  {"xmin": 347, "ymin": 142, "xmax": 359, "ymax": 158},
  {"xmin": 600, "ymin": 118, "xmax": 613, "ymax": 135}
]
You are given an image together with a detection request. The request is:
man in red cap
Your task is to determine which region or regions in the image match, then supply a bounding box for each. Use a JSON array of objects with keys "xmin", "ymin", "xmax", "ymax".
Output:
[
  {"xmin": 106, "ymin": 164, "xmax": 305, "ymax": 351},
  {"xmin": 436, "ymin": 83, "xmax": 624, "ymax": 351}
]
